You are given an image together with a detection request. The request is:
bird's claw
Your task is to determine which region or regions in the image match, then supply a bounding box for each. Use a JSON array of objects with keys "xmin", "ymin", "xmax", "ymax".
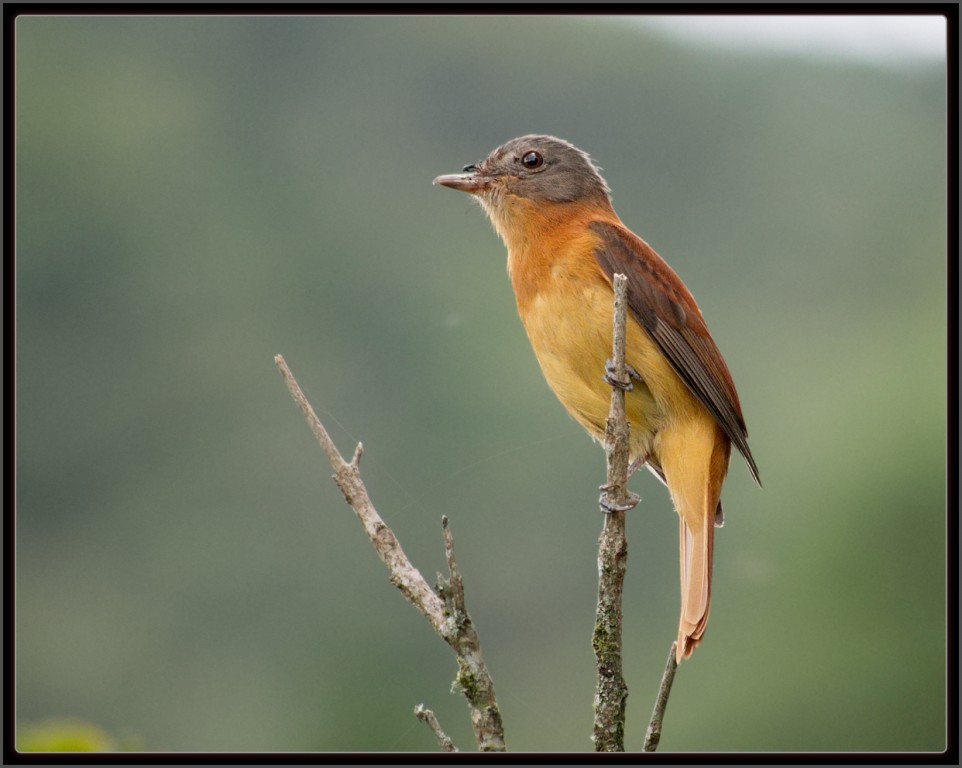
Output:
[
  {"xmin": 603, "ymin": 359, "xmax": 641, "ymax": 391},
  {"xmin": 598, "ymin": 487, "xmax": 641, "ymax": 513},
  {"xmin": 627, "ymin": 455, "xmax": 647, "ymax": 477}
]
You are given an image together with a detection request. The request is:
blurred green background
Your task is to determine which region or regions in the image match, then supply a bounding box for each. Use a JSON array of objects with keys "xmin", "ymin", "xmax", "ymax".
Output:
[{"xmin": 14, "ymin": 15, "xmax": 947, "ymax": 753}]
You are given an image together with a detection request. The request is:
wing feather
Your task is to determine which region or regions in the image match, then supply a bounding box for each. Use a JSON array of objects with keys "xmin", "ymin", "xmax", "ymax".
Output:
[{"xmin": 590, "ymin": 220, "xmax": 760, "ymax": 485}]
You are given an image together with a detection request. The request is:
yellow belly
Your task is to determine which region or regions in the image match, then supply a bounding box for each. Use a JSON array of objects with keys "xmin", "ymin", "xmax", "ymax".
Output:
[{"xmin": 518, "ymin": 275, "xmax": 685, "ymax": 462}]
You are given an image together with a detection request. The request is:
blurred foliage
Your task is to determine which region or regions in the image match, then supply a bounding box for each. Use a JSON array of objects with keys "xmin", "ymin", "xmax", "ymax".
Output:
[
  {"xmin": 18, "ymin": 718, "xmax": 137, "ymax": 752},
  {"xmin": 14, "ymin": 15, "xmax": 947, "ymax": 753}
]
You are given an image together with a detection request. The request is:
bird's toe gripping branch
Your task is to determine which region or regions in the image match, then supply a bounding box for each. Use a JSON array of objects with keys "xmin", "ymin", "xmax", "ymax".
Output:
[
  {"xmin": 603, "ymin": 358, "xmax": 641, "ymax": 392},
  {"xmin": 597, "ymin": 486, "xmax": 641, "ymax": 514}
]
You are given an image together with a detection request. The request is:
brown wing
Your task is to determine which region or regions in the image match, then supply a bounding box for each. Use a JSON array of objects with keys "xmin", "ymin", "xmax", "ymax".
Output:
[{"xmin": 590, "ymin": 220, "xmax": 760, "ymax": 485}]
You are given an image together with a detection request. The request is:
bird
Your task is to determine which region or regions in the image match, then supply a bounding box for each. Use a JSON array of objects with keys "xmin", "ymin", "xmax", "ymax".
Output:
[{"xmin": 433, "ymin": 135, "xmax": 760, "ymax": 662}]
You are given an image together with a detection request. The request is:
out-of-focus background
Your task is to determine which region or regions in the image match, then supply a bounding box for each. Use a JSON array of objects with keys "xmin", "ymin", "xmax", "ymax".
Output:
[{"xmin": 14, "ymin": 14, "xmax": 948, "ymax": 753}]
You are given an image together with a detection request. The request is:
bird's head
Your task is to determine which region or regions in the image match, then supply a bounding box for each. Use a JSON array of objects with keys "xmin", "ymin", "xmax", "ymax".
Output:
[{"xmin": 434, "ymin": 135, "xmax": 613, "ymax": 242}]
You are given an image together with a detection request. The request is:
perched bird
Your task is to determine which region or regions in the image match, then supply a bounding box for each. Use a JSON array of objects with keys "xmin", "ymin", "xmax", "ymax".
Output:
[{"xmin": 434, "ymin": 135, "xmax": 760, "ymax": 662}]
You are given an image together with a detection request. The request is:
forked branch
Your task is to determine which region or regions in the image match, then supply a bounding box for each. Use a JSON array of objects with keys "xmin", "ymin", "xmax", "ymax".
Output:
[{"xmin": 275, "ymin": 355, "xmax": 505, "ymax": 752}]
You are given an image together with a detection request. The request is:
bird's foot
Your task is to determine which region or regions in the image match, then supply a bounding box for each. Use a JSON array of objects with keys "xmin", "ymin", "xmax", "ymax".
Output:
[
  {"xmin": 603, "ymin": 359, "xmax": 641, "ymax": 392},
  {"xmin": 627, "ymin": 455, "xmax": 647, "ymax": 477},
  {"xmin": 598, "ymin": 485, "xmax": 641, "ymax": 513}
]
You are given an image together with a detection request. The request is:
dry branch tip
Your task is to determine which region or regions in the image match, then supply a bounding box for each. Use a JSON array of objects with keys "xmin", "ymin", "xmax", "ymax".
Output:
[
  {"xmin": 643, "ymin": 641, "xmax": 679, "ymax": 752},
  {"xmin": 415, "ymin": 704, "xmax": 458, "ymax": 752}
]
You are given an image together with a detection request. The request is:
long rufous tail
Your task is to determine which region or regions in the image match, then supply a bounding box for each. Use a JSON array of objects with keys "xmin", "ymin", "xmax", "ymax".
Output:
[
  {"xmin": 677, "ymin": 512, "xmax": 713, "ymax": 661},
  {"xmin": 659, "ymin": 419, "xmax": 730, "ymax": 663}
]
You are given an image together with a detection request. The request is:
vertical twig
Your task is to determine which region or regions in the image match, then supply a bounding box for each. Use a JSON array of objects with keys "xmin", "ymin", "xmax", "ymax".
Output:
[
  {"xmin": 643, "ymin": 641, "xmax": 679, "ymax": 752},
  {"xmin": 592, "ymin": 274, "xmax": 634, "ymax": 752}
]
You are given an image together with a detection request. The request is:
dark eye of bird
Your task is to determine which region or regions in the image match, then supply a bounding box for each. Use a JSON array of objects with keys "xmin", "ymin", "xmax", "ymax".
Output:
[{"xmin": 521, "ymin": 151, "xmax": 544, "ymax": 169}]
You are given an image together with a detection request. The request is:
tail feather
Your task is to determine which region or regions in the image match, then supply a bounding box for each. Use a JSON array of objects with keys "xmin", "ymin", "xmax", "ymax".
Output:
[
  {"xmin": 677, "ymin": 513, "xmax": 713, "ymax": 661},
  {"xmin": 659, "ymin": 420, "xmax": 730, "ymax": 664}
]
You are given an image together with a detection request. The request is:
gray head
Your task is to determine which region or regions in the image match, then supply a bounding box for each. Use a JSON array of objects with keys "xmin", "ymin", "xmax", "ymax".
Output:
[{"xmin": 434, "ymin": 135, "xmax": 612, "ymax": 206}]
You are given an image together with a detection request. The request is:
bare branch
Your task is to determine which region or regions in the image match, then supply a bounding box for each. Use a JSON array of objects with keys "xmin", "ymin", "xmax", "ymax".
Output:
[
  {"xmin": 275, "ymin": 354, "xmax": 505, "ymax": 751},
  {"xmin": 643, "ymin": 641, "xmax": 679, "ymax": 752},
  {"xmin": 414, "ymin": 705, "xmax": 458, "ymax": 752},
  {"xmin": 275, "ymin": 356, "xmax": 444, "ymax": 626},
  {"xmin": 436, "ymin": 515, "xmax": 505, "ymax": 751},
  {"xmin": 275, "ymin": 352, "xmax": 354, "ymax": 472},
  {"xmin": 592, "ymin": 274, "xmax": 632, "ymax": 752}
]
